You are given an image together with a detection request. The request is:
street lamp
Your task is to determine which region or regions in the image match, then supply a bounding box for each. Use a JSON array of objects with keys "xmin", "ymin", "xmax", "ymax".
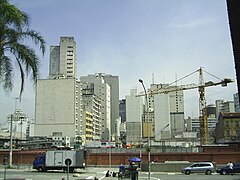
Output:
[{"xmin": 139, "ymin": 79, "xmax": 150, "ymax": 180}]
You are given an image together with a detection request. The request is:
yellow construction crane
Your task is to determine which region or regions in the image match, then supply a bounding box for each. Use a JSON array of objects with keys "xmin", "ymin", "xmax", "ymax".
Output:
[{"xmin": 138, "ymin": 67, "xmax": 234, "ymax": 145}]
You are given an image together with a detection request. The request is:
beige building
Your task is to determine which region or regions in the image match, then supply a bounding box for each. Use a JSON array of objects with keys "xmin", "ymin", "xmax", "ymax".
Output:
[
  {"xmin": 34, "ymin": 78, "xmax": 82, "ymax": 146},
  {"xmin": 215, "ymin": 112, "xmax": 240, "ymax": 143},
  {"xmin": 80, "ymin": 74, "xmax": 111, "ymax": 141},
  {"xmin": 49, "ymin": 37, "xmax": 76, "ymax": 79},
  {"xmin": 81, "ymin": 82, "xmax": 101, "ymax": 141}
]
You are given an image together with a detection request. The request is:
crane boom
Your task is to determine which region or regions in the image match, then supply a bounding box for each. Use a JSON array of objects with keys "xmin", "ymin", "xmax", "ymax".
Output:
[{"xmin": 137, "ymin": 68, "xmax": 234, "ymax": 145}]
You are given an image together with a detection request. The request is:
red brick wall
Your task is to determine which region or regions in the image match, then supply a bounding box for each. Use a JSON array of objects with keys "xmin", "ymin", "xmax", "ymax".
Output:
[{"xmin": 0, "ymin": 149, "xmax": 239, "ymax": 165}]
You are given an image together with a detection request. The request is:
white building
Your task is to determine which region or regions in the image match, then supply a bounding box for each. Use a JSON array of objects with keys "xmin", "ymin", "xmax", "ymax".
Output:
[
  {"xmin": 80, "ymin": 74, "xmax": 111, "ymax": 140},
  {"xmin": 49, "ymin": 37, "xmax": 76, "ymax": 79},
  {"xmin": 234, "ymin": 93, "xmax": 240, "ymax": 112},
  {"xmin": 34, "ymin": 78, "xmax": 82, "ymax": 146},
  {"xmin": 215, "ymin": 99, "xmax": 235, "ymax": 118},
  {"xmin": 80, "ymin": 73, "xmax": 119, "ymax": 140},
  {"xmin": 149, "ymin": 84, "xmax": 184, "ymax": 139},
  {"xmin": 153, "ymin": 94, "xmax": 171, "ymax": 141},
  {"xmin": 126, "ymin": 89, "xmax": 143, "ymax": 145},
  {"xmin": 7, "ymin": 109, "xmax": 29, "ymax": 140},
  {"xmin": 81, "ymin": 82, "xmax": 101, "ymax": 141}
]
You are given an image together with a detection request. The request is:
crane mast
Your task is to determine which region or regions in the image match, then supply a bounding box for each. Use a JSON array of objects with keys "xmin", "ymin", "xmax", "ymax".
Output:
[
  {"xmin": 198, "ymin": 67, "xmax": 208, "ymax": 145},
  {"xmin": 137, "ymin": 67, "xmax": 234, "ymax": 145}
]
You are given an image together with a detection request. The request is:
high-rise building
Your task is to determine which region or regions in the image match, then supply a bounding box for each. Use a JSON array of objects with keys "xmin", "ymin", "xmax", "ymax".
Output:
[
  {"xmin": 81, "ymin": 82, "xmax": 101, "ymax": 142},
  {"xmin": 215, "ymin": 100, "xmax": 235, "ymax": 118},
  {"xmin": 80, "ymin": 73, "xmax": 119, "ymax": 140},
  {"xmin": 49, "ymin": 37, "xmax": 76, "ymax": 79},
  {"xmin": 80, "ymin": 74, "xmax": 111, "ymax": 140},
  {"xmin": 126, "ymin": 89, "xmax": 143, "ymax": 145},
  {"xmin": 34, "ymin": 78, "xmax": 82, "ymax": 146},
  {"xmin": 148, "ymin": 84, "xmax": 184, "ymax": 139},
  {"xmin": 234, "ymin": 93, "xmax": 240, "ymax": 112},
  {"xmin": 119, "ymin": 99, "xmax": 126, "ymax": 123}
]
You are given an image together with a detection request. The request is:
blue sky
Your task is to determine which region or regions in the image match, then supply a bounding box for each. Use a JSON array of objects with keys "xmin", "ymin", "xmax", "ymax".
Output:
[{"xmin": 0, "ymin": 0, "xmax": 237, "ymax": 123}]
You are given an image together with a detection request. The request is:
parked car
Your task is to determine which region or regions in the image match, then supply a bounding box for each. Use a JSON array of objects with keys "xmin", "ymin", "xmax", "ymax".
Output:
[
  {"xmin": 217, "ymin": 163, "xmax": 240, "ymax": 175},
  {"xmin": 182, "ymin": 162, "xmax": 215, "ymax": 175}
]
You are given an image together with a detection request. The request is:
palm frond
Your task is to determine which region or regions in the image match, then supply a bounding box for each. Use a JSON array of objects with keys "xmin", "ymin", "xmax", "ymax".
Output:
[
  {"xmin": 0, "ymin": 55, "xmax": 13, "ymax": 92},
  {"xmin": 16, "ymin": 57, "xmax": 25, "ymax": 99}
]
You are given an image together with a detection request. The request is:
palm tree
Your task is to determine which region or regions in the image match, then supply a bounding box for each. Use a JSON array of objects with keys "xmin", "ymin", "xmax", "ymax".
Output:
[{"xmin": 0, "ymin": 0, "xmax": 45, "ymax": 98}]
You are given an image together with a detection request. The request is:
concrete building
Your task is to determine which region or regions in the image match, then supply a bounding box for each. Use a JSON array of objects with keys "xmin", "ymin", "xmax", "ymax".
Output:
[
  {"xmin": 119, "ymin": 99, "xmax": 126, "ymax": 123},
  {"xmin": 215, "ymin": 100, "xmax": 235, "ymax": 118},
  {"xmin": 190, "ymin": 116, "xmax": 218, "ymax": 143},
  {"xmin": 101, "ymin": 74, "xmax": 119, "ymax": 136},
  {"xmin": 81, "ymin": 82, "xmax": 101, "ymax": 142},
  {"xmin": 148, "ymin": 84, "xmax": 184, "ymax": 139},
  {"xmin": 153, "ymin": 94, "xmax": 171, "ymax": 141},
  {"xmin": 126, "ymin": 89, "xmax": 143, "ymax": 145},
  {"xmin": 206, "ymin": 104, "xmax": 216, "ymax": 118},
  {"xmin": 80, "ymin": 74, "xmax": 111, "ymax": 140},
  {"xmin": 49, "ymin": 37, "xmax": 76, "ymax": 79},
  {"xmin": 215, "ymin": 112, "xmax": 240, "ymax": 143},
  {"xmin": 7, "ymin": 109, "xmax": 29, "ymax": 140},
  {"xmin": 82, "ymin": 111, "xmax": 93, "ymax": 144},
  {"xmin": 34, "ymin": 78, "xmax": 82, "ymax": 146},
  {"xmin": 52, "ymin": 132, "xmax": 71, "ymax": 147},
  {"xmin": 234, "ymin": 93, "xmax": 240, "ymax": 112},
  {"xmin": 81, "ymin": 73, "xmax": 119, "ymax": 140}
]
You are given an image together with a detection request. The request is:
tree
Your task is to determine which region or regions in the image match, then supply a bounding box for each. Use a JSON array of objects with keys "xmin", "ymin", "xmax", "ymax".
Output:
[{"xmin": 0, "ymin": 0, "xmax": 45, "ymax": 98}]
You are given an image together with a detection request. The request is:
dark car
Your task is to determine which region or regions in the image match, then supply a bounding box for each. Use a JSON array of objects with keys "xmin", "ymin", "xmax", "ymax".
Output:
[{"xmin": 217, "ymin": 163, "xmax": 240, "ymax": 175}]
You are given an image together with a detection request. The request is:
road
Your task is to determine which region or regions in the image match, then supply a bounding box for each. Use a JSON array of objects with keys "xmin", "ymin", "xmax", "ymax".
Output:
[{"xmin": 1, "ymin": 167, "xmax": 240, "ymax": 180}]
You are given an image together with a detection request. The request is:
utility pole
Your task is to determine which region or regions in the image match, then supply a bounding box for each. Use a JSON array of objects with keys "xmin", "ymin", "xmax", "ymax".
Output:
[{"xmin": 139, "ymin": 79, "xmax": 150, "ymax": 180}]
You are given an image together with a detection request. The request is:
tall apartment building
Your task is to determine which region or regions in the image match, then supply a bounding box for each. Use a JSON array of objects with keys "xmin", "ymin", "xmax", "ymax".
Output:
[
  {"xmin": 126, "ymin": 89, "xmax": 143, "ymax": 145},
  {"xmin": 80, "ymin": 74, "xmax": 111, "ymax": 140},
  {"xmin": 49, "ymin": 37, "xmax": 76, "ymax": 79},
  {"xmin": 234, "ymin": 93, "xmax": 240, "ymax": 112},
  {"xmin": 215, "ymin": 100, "xmax": 235, "ymax": 118},
  {"xmin": 119, "ymin": 99, "xmax": 126, "ymax": 123},
  {"xmin": 34, "ymin": 79, "xmax": 82, "ymax": 146},
  {"xmin": 81, "ymin": 82, "xmax": 101, "ymax": 142},
  {"xmin": 148, "ymin": 84, "xmax": 184, "ymax": 139},
  {"xmin": 80, "ymin": 73, "xmax": 119, "ymax": 140}
]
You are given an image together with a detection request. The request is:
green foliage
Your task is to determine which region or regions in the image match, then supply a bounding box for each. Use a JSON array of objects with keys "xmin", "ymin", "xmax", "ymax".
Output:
[{"xmin": 0, "ymin": 0, "xmax": 45, "ymax": 98}]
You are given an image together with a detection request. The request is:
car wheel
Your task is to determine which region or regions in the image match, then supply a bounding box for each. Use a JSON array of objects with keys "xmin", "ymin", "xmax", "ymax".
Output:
[
  {"xmin": 222, "ymin": 170, "xmax": 227, "ymax": 175},
  {"xmin": 185, "ymin": 170, "xmax": 190, "ymax": 175},
  {"xmin": 205, "ymin": 170, "xmax": 212, "ymax": 175}
]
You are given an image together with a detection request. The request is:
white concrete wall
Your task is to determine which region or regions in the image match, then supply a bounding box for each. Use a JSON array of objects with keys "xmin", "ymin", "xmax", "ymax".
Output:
[
  {"xmin": 35, "ymin": 79, "xmax": 77, "ymax": 139},
  {"xmin": 154, "ymin": 94, "xmax": 170, "ymax": 141},
  {"xmin": 126, "ymin": 89, "xmax": 143, "ymax": 144}
]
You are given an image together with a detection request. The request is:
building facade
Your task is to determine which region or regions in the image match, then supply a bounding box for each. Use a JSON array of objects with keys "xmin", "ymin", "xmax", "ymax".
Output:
[
  {"xmin": 34, "ymin": 78, "xmax": 82, "ymax": 146},
  {"xmin": 81, "ymin": 82, "xmax": 101, "ymax": 142},
  {"xmin": 80, "ymin": 73, "xmax": 119, "ymax": 140},
  {"xmin": 215, "ymin": 112, "xmax": 240, "ymax": 143},
  {"xmin": 7, "ymin": 109, "xmax": 29, "ymax": 140},
  {"xmin": 234, "ymin": 93, "xmax": 240, "ymax": 112},
  {"xmin": 80, "ymin": 74, "xmax": 111, "ymax": 140},
  {"xmin": 119, "ymin": 99, "xmax": 126, "ymax": 123},
  {"xmin": 49, "ymin": 37, "xmax": 76, "ymax": 79},
  {"xmin": 215, "ymin": 100, "xmax": 235, "ymax": 118},
  {"xmin": 126, "ymin": 89, "xmax": 143, "ymax": 145}
]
